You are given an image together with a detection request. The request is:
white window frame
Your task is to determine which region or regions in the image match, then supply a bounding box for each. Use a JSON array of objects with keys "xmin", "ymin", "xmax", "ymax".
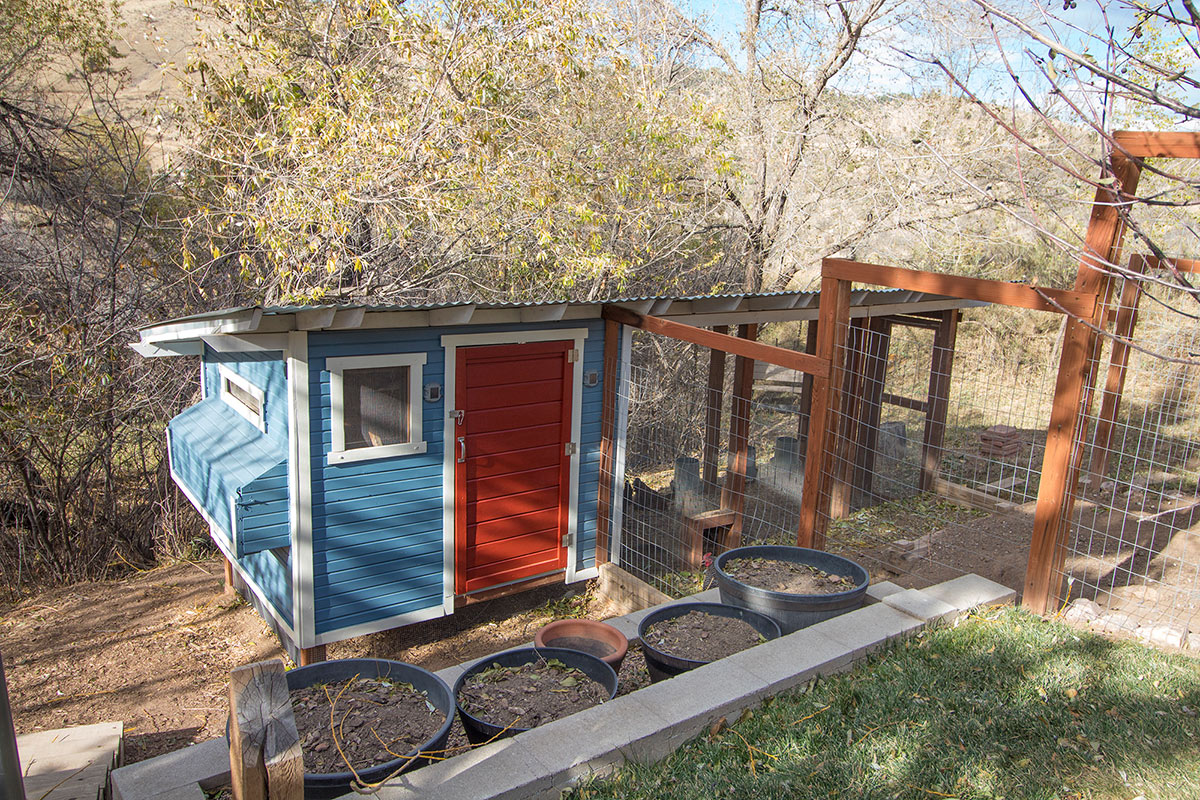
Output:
[
  {"xmin": 327, "ymin": 353, "xmax": 427, "ymax": 464},
  {"xmin": 218, "ymin": 364, "xmax": 267, "ymax": 433}
]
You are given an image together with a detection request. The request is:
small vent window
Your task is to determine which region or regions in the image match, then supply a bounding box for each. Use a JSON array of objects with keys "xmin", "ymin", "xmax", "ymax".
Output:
[
  {"xmin": 218, "ymin": 366, "xmax": 266, "ymax": 432},
  {"xmin": 327, "ymin": 353, "xmax": 427, "ymax": 464}
]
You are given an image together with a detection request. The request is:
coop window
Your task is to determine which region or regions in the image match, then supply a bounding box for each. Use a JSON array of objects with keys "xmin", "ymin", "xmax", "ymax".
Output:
[
  {"xmin": 327, "ymin": 353, "xmax": 427, "ymax": 464},
  {"xmin": 218, "ymin": 366, "xmax": 266, "ymax": 433}
]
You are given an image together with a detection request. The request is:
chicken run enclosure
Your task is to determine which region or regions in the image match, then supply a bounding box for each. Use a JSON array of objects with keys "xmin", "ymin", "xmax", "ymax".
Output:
[{"xmin": 602, "ymin": 131, "xmax": 1200, "ymax": 642}]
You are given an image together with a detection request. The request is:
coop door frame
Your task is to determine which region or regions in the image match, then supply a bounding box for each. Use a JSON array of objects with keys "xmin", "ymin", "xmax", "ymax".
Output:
[{"xmin": 440, "ymin": 328, "xmax": 588, "ymax": 613}]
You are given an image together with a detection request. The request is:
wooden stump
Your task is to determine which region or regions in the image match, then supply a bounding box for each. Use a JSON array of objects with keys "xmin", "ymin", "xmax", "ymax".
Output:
[{"xmin": 229, "ymin": 659, "xmax": 303, "ymax": 800}]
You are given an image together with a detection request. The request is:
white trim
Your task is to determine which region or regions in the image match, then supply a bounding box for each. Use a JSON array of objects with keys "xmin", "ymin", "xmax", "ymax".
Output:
[
  {"xmin": 311, "ymin": 602, "xmax": 447, "ymax": 646},
  {"xmin": 568, "ymin": 566, "xmax": 599, "ymax": 583},
  {"xmin": 326, "ymin": 353, "xmax": 428, "ymax": 464},
  {"xmin": 441, "ymin": 327, "xmax": 589, "ymax": 607},
  {"xmin": 610, "ymin": 325, "xmax": 633, "ymax": 567},
  {"xmin": 129, "ymin": 341, "xmax": 204, "ymax": 357},
  {"xmin": 286, "ymin": 331, "xmax": 316, "ymax": 649},
  {"xmin": 139, "ymin": 308, "xmax": 263, "ymax": 344},
  {"xmin": 166, "ymin": 431, "xmax": 298, "ymax": 643},
  {"xmin": 202, "ymin": 333, "xmax": 290, "ymax": 354},
  {"xmin": 218, "ymin": 364, "xmax": 267, "ymax": 433}
]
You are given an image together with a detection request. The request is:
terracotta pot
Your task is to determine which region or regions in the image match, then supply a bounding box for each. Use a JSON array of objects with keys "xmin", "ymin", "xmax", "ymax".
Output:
[{"xmin": 534, "ymin": 618, "xmax": 629, "ymax": 670}]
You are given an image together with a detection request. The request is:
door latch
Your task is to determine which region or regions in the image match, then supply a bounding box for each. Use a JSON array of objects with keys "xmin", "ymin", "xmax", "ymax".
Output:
[{"xmin": 450, "ymin": 409, "xmax": 464, "ymax": 425}]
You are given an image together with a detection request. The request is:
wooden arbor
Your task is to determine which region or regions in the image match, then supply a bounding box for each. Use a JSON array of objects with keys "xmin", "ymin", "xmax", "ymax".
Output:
[{"xmin": 798, "ymin": 131, "xmax": 1200, "ymax": 615}]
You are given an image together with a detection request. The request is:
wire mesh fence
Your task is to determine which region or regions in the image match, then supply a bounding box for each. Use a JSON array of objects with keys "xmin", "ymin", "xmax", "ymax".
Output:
[{"xmin": 609, "ymin": 285, "xmax": 1200, "ymax": 647}]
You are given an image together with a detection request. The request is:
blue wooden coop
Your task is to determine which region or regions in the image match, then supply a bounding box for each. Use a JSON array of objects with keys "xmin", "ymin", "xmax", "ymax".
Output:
[{"xmin": 133, "ymin": 291, "xmax": 975, "ymax": 661}]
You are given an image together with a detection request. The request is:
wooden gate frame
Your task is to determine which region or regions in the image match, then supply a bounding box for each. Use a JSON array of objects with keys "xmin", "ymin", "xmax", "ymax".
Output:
[{"xmin": 805, "ymin": 130, "xmax": 1200, "ymax": 615}]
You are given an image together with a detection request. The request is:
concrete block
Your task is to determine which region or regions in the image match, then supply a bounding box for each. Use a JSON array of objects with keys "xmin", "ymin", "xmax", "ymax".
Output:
[
  {"xmin": 920, "ymin": 574, "xmax": 1016, "ymax": 613},
  {"xmin": 866, "ymin": 581, "xmax": 903, "ymax": 602},
  {"xmin": 111, "ymin": 738, "xmax": 230, "ymax": 800},
  {"xmin": 368, "ymin": 736, "xmax": 555, "ymax": 800},
  {"xmin": 512, "ymin": 691, "xmax": 671, "ymax": 785},
  {"xmin": 628, "ymin": 658, "xmax": 772, "ymax": 761},
  {"xmin": 724, "ymin": 627, "xmax": 852, "ymax": 694},
  {"xmin": 809, "ymin": 603, "xmax": 923, "ymax": 660},
  {"xmin": 883, "ymin": 588, "xmax": 957, "ymax": 624}
]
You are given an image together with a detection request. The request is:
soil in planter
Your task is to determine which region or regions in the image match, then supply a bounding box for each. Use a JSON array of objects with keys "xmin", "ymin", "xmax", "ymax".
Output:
[
  {"xmin": 291, "ymin": 676, "xmax": 445, "ymax": 775},
  {"xmin": 642, "ymin": 611, "xmax": 764, "ymax": 662},
  {"xmin": 457, "ymin": 658, "xmax": 608, "ymax": 730},
  {"xmin": 724, "ymin": 557, "xmax": 856, "ymax": 595}
]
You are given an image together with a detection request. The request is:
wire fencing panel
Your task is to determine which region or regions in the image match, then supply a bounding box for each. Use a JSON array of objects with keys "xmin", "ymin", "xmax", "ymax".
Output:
[{"xmin": 610, "ymin": 288, "xmax": 1200, "ymax": 640}]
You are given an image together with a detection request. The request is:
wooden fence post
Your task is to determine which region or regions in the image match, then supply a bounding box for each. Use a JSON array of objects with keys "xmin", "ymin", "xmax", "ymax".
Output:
[
  {"xmin": 702, "ymin": 326, "xmax": 729, "ymax": 489},
  {"xmin": 798, "ymin": 275, "xmax": 852, "ymax": 550},
  {"xmin": 722, "ymin": 324, "xmax": 758, "ymax": 548},
  {"xmin": 596, "ymin": 319, "xmax": 621, "ymax": 564},
  {"xmin": 1023, "ymin": 151, "xmax": 1141, "ymax": 615},
  {"xmin": 920, "ymin": 310, "xmax": 959, "ymax": 492},
  {"xmin": 229, "ymin": 659, "xmax": 304, "ymax": 800}
]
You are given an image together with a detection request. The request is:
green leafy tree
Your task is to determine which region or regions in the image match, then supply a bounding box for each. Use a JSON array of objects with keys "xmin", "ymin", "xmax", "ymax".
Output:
[{"xmin": 178, "ymin": 0, "xmax": 732, "ymax": 303}]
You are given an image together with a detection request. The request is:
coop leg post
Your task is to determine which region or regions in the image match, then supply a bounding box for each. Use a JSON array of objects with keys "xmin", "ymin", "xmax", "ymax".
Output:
[
  {"xmin": 223, "ymin": 556, "xmax": 236, "ymax": 596},
  {"xmin": 299, "ymin": 645, "xmax": 326, "ymax": 666},
  {"xmin": 920, "ymin": 310, "xmax": 959, "ymax": 493}
]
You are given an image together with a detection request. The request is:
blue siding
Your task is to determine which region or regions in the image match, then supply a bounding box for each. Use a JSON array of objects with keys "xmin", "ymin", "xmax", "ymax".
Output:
[
  {"xmin": 309, "ymin": 319, "xmax": 607, "ymax": 637},
  {"xmin": 170, "ymin": 348, "xmax": 292, "ymax": 626}
]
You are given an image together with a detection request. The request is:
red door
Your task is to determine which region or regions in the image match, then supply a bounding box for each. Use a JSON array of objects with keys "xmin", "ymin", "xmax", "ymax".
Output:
[{"xmin": 454, "ymin": 340, "xmax": 573, "ymax": 595}]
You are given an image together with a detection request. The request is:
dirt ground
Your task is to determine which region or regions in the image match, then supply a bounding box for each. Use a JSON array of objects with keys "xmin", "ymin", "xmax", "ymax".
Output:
[{"xmin": 0, "ymin": 557, "xmax": 618, "ymax": 764}]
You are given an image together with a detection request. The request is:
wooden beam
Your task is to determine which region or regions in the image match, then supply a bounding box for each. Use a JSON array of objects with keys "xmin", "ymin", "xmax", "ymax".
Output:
[
  {"xmin": 722, "ymin": 324, "xmax": 758, "ymax": 550},
  {"xmin": 596, "ymin": 319, "xmax": 621, "ymax": 565},
  {"xmin": 798, "ymin": 276, "xmax": 852, "ymax": 549},
  {"xmin": 796, "ymin": 320, "xmax": 820, "ymax": 452},
  {"xmin": 702, "ymin": 326, "xmax": 729, "ymax": 488},
  {"xmin": 601, "ymin": 305, "xmax": 828, "ymax": 377},
  {"xmin": 920, "ymin": 310, "xmax": 959, "ymax": 492},
  {"xmin": 823, "ymin": 258, "xmax": 1096, "ymax": 317},
  {"xmin": 1139, "ymin": 253, "xmax": 1200, "ymax": 276},
  {"xmin": 1114, "ymin": 130, "xmax": 1200, "ymax": 159},
  {"xmin": 882, "ymin": 392, "xmax": 927, "ymax": 413},
  {"xmin": 223, "ymin": 556, "xmax": 236, "ymax": 596},
  {"xmin": 1088, "ymin": 258, "xmax": 1147, "ymax": 485},
  {"xmin": 229, "ymin": 659, "xmax": 303, "ymax": 800},
  {"xmin": 1024, "ymin": 151, "xmax": 1142, "ymax": 615}
]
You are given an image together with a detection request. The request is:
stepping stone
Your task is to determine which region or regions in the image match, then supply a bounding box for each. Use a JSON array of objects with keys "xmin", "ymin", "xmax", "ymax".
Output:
[{"xmin": 17, "ymin": 721, "xmax": 123, "ymax": 800}]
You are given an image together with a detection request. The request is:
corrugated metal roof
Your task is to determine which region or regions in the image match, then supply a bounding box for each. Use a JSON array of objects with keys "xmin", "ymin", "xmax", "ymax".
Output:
[{"xmin": 138, "ymin": 287, "xmax": 942, "ymax": 331}]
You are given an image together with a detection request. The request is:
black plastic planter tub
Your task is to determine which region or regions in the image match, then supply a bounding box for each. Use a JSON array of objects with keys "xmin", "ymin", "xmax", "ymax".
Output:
[
  {"xmin": 229, "ymin": 658, "xmax": 454, "ymax": 800},
  {"xmin": 714, "ymin": 545, "xmax": 870, "ymax": 634},
  {"xmin": 453, "ymin": 646, "xmax": 619, "ymax": 744},
  {"xmin": 636, "ymin": 602, "xmax": 781, "ymax": 683}
]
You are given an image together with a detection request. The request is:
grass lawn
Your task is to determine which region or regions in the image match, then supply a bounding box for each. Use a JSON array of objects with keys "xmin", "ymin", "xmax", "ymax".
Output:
[{"xmin": 567, "ymin": 607, "xmax": 1200, "ymax": 800}]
